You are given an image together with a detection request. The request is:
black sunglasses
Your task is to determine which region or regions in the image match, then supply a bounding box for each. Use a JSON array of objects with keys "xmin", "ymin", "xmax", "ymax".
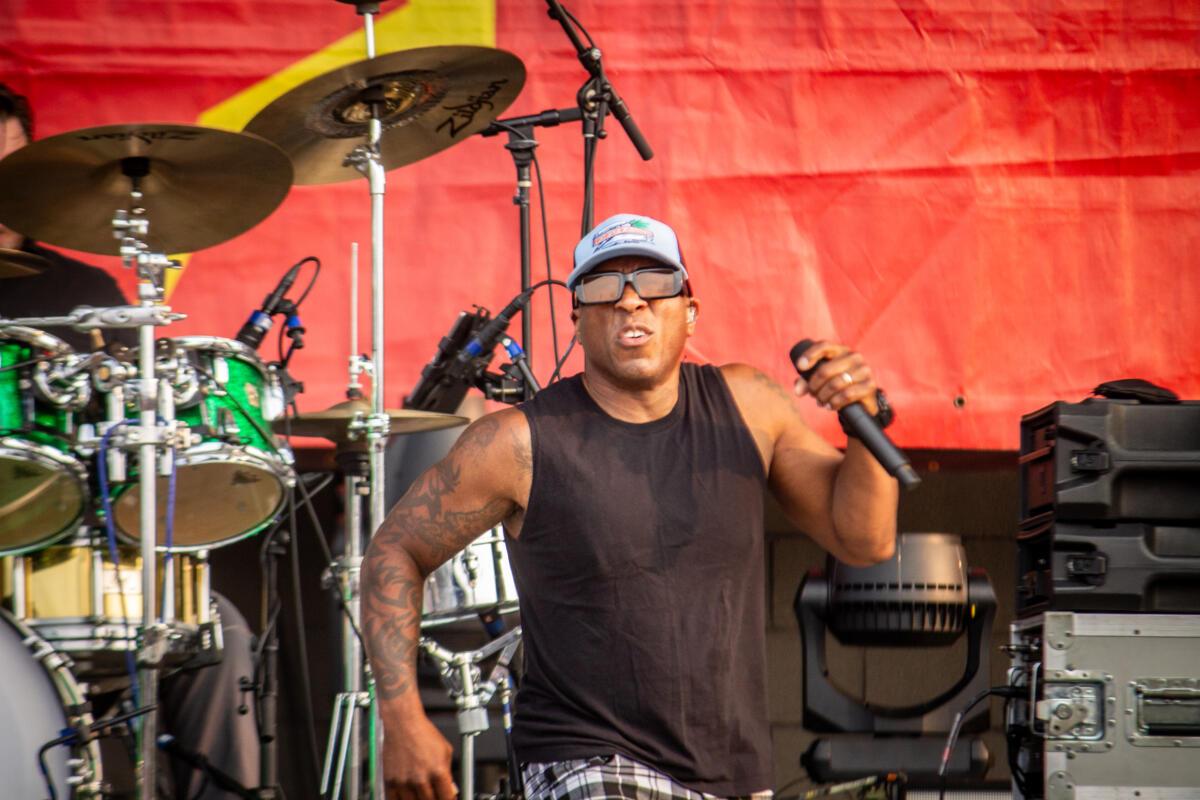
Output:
[{"xmin": 574, "ymin": 267, "xmax": 687, "ymax": 305}]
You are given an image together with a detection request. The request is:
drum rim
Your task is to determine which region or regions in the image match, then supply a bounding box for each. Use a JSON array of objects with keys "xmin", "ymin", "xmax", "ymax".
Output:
[
  {"xmin": 28, "ymin": 619, "xmax": 202, "ymax": 639},
  {"xmin": 159, "ymin": 335, "xmax": 267, "ymax": 366},
  {"xmin": 0, "ymin": 437, "xmax": 89, "ymax": 556},
  {"xmin": 0, "ymin": 325, "xmax": 73, "ymax": 355},
  {"xmin": 0, "ymin": 435, "xmax": 90, "ymax": 472},
  {"xmin": 110, "ymin": 444, "xmax": 294, "ymax": 551},
  {"xmin": 0, "ymin": 607, "xmax": 103, "ymax": 790}
]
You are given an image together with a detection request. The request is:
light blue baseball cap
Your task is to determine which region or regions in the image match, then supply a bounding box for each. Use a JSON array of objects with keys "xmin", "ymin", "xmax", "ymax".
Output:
[{"xmin": 568, "ymin": 213, "xmax": 688, "ymax": 289}]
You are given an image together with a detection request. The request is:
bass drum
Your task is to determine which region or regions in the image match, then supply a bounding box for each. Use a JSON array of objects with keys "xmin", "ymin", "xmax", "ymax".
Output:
[{"xmin": 0, "ymin": 608, "xmax": 103, "ymax": 798}]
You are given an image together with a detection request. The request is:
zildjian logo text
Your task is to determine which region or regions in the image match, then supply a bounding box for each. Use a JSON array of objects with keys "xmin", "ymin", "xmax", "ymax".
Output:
[{"xmin": 436, "ymin": 80, "xmax": 508, "ymax": 138}]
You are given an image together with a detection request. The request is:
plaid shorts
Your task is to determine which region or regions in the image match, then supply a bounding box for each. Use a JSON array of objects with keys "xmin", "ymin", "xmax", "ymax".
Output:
[{"xmin": 521, "ymin": 753, "xmax": 773, "ymax": 800}]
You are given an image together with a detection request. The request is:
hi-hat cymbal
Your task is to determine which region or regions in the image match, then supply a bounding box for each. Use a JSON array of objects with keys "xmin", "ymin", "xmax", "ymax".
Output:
[
  {"xmin": 274, "ymin": 397, "xmax": 468, "ymax": 445},
  {"xmin": 0, "ymin": 124, "xmax": 293, "ymax": 255},
  {"xmin": 0, "ymin": 248, "xmax": 47, "ymax": 278},
  {"xmin": 244, "ymin": 46, "xmax": 525, "ymax": 185}
]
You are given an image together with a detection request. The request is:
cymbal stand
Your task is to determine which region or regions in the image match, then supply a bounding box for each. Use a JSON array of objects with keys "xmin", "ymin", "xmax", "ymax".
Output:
[
  {"xmin": 334, "ymin": 5, "xmax": 390, "ymax": 798},
  {"xmin": 420, "ymin": 628, "xmax": 523, "ymax": 800},
  {"xmin": 110, "ymin": 163, "xmax": 185, "ymax": 799},
  {"xmin": 320, "ymin": 439, "xmax": 372, "ymax": 800}
]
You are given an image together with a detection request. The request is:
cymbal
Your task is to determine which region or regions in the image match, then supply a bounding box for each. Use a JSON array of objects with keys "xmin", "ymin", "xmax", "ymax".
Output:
[
  {"xmin": 244, "ymin": 46, "xmax": 525, "ymax": 185},
  {"xmin": 0, "ymin": 124, "xmax": 293, "ymax": 255},
  {"xmin": 0, "ymin": 248, "xmax": 47, "ymax": 278},
  {"xmin": 273, "ymin": 397, "xmax": 468, "ymax": 445}
]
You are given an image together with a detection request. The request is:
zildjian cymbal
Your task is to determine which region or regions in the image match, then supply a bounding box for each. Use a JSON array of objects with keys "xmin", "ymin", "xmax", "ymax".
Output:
[
  {"xmin": 0, "ymin": 248, "xmax": 47, "ymax": 278},
  {"xmin": 273, "ymin": 397, "xmax": 468, "ymax": 448},
  {"xmin": 0, "ymin": 124, "xmax": 293, "ymax": 255},
  {"xmin": 244, "ymin": 46, "xmax": 525, "ymax": 185}
]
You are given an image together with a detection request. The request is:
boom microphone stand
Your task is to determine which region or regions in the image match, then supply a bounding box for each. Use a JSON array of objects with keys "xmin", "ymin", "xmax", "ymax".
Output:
[
  {"xmin": 544, "ymin": 0, "xmax": 654, "ymax": 233},
  {"xmin": 481, "ymin": 109, "xmax": 580, "ymax": 387}
]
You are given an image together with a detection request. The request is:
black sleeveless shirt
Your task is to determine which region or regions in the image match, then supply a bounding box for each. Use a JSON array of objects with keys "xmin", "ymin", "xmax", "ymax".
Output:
[{"xmin": 510, "ymin": 364, "xmax": 772, "ymax": 795}]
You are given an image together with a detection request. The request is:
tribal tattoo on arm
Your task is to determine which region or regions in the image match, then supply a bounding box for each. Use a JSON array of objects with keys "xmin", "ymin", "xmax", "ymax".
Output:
[{"xmin": 362, "ymin": 415, "xmax": 516, "ymax": 701}]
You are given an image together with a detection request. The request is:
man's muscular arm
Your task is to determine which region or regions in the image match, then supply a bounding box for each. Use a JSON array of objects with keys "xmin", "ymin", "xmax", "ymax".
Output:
[
  {"xmin": 722, "ymin": 349, "xmax": 897, "ymax": 566},
  {"xmin": 362, "ymin": 409, "xmax": 528, "ymax": 800}
]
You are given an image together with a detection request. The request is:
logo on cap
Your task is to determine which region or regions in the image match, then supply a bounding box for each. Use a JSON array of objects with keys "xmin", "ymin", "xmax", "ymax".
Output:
[{"xmin": 592, "ymin": 218, "xmax": 654, "ymax": 251}]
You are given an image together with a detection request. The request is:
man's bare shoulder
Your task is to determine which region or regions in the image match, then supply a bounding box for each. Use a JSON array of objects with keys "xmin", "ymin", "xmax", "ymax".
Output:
[
  {"xmin": 451, "ymin": 407, "xmax": 532, "ymax": 500},
  {"xmin": 718, "ymin": 362, "xmax": 797, "ymax": 416},
  {"xmin": 454, "ymin": 407, "xmax": 530, "ymax": 465}
]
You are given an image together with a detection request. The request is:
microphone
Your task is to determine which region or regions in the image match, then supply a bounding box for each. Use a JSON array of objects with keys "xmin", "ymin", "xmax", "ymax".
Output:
[
  {"xmin": 235, "ymin": 260, "xmax": 303, "ymax": 349},
  {"xmin": 456, "ymin": 290, "xmax": 533, "ymax": 366},
  {"xmin": 790, "ymin": 339, "xmax": 921, "ymax": 490},
  {"xmin": 157, "ymin": 734, "xmax": 257, "ymax": 799},
  {"xmin": 405, "ymin": 309, "xmax": 487, "ymax": 413}
]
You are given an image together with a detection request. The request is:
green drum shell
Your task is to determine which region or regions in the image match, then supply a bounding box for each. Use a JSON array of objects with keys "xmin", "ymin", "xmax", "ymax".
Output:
[
  {"xmin": 109, "ymin": 337, "xmax": 293, "ymax": 551},
  {"xmin": 0, "ymin": 336, "xmax": 88, "ymax": 555}
]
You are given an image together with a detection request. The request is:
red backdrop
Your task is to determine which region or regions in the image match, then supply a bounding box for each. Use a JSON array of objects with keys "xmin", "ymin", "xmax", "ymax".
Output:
[{"xmin": 4, "ymin": 0, "xmax": 1199, "ymax": 449}]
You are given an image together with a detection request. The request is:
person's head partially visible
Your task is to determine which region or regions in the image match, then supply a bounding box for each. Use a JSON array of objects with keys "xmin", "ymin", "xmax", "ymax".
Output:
[
  {"xmin": 568, "ymin": 213, "xmax": 700, "ymax": 392},
  {"xmin": 0, "ymin": 82, "xmax": 33, "ymax": 250}
]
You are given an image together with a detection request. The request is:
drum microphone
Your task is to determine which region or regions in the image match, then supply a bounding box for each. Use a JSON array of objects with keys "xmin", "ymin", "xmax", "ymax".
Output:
[
  {"xmin": 790, "ymin": 339, "xmax": 921, "ymax": 490},
  {"xmin": 405, "ymin": 309, "xmax": 488, "ymax": 413},
  {"xmin": 456, "ymin": 289, "xmax": 533, "ymax": 366},
  {"xmin": 235, "ymin": 260, "xmax": 304, "ymax": 349}
]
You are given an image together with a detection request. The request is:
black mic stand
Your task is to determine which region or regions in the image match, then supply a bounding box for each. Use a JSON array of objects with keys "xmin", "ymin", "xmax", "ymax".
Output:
[
  {"xmin": 256, "ymin": 522, "xmax": 286, "ymax": 799},
  {"xmin": 254, "ymin": 318, "xmax": 307, "ymax": 800},
  {"xmin": 544, "ymin": 0, "xmax": 655, "ymax": 234},
  {"xmin": 480, "ymin": 111, "xmax": 580, "ymax": 392},
  {"xmin": 506, "ymin": 128, "xmax": 537, "ymax": 384}
]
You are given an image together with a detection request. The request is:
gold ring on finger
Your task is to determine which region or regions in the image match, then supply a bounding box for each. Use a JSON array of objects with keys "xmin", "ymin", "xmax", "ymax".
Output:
[{"xmin": 841, "ymin": 371, "xmax": 853, "ymax": 386}]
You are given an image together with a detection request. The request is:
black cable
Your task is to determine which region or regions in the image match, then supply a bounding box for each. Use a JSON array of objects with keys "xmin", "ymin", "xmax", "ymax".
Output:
[
  {"xmin": 938, "ymin": 685, "xmax": 1022, "ymax": 800},
  {"xmin": 269, "ymin": 402, "xmax": 325, "ymax": 784},
  {"xmin": 532, "ymin": 150, "xmax": 570, "ymax": 380},
  {"xmin": 549, "ymin": 334, "xmax": 578, "ymax": 384},
  {"xmin": 254, "ymin": 521, "xmax": 286, "ymax": 740},
  {"xmin": 291, "ymin": 466, "xmax": 368, "ymax": 652},
  {"xmin": 561, "ymin": 4, "xmax": 596, "ymax": 49},
  {"xmin": 37, "ymin": 740, "xmax": 57, "ymax": 800},
  {"xmin": 291, "ymin": 256, "xmax": 321, "ymax": 306},
  {"xmin": 277, "ymin": 318, "xmax": 288, "ymax": 367},
  {"xmin": 484, "ymin": 119, "xmax": 571, "ymax": 385},
  {"xmin": 286, "ymin": 483, "xmax": 324, "ymax": 778}
]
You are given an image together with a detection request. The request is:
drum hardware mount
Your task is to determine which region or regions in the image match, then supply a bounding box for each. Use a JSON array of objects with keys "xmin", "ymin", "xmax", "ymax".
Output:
[
  {"xmin": 321, "ymin": 686, "xmax": 373, "ymax": 800},
  {"xmin": 420, "ymin": 627, "xmax": 524, "ymax": 800},
  {"xmin": 108, "ymin": 186, "xmax": 182, "ymax": 796}
]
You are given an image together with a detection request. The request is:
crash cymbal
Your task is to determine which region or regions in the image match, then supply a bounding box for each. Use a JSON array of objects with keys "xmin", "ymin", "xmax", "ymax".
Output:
[
  {"xmin": 0, "ymin": 248, "xmax": 47, "ymax": 278},
  {"xmin": 244, "ymin": 46, "xmax": 525, "ymax": 185},
  {"xmin": 273, "ymin": 397, "xmax": 468, "ymax": 444},
  {"xmin": 0, "ymin": 124, "xmax": 293, "ymax": 255}
]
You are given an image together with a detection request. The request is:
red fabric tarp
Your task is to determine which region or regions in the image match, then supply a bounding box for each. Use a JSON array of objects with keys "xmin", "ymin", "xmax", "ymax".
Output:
[{"xmin": 3, "ymin": 0, "xmax": 1199, "ymax": 449}]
